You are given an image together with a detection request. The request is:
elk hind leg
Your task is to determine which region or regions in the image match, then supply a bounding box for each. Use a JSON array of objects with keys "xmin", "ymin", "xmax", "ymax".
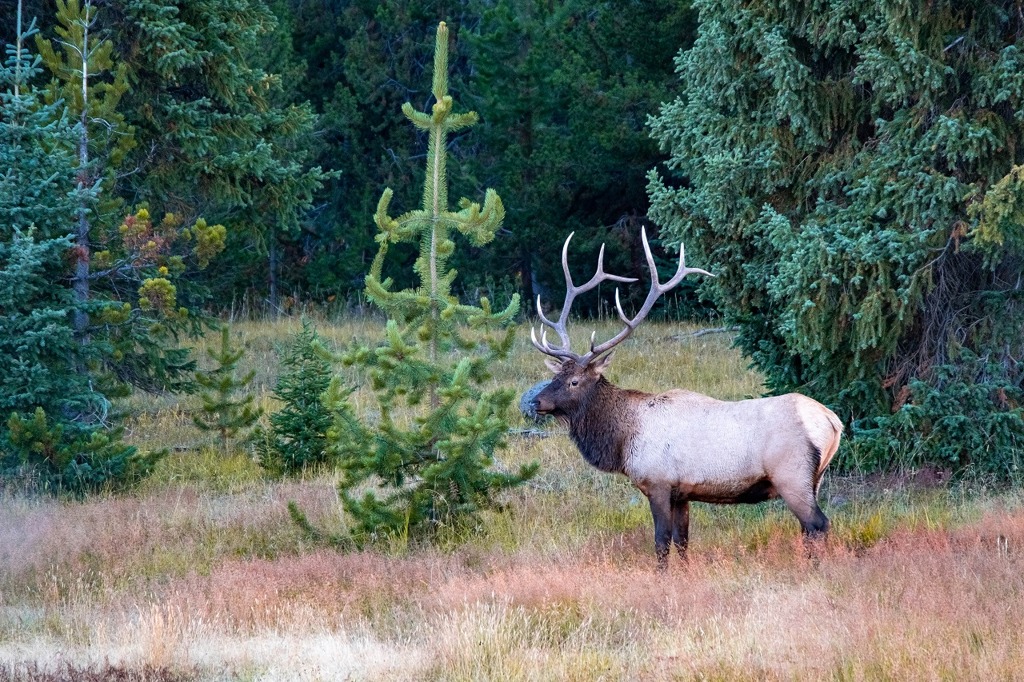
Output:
[
  {"xmin": 778, "ymin": 485, "xmax": 830, "ymax": 539},
  {"xmin": 799, "ymin": 502, "xmax": 830, "ymax": 538}
]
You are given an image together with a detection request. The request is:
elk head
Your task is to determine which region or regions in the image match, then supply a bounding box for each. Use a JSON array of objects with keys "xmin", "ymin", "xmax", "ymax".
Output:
[
  {"xmin": 532, "ymin": 354, "xmax": 614, "ymax": 423},
  {"xmin": 530, "ymin": 228, "xmax": 713, "ymax": 415}
]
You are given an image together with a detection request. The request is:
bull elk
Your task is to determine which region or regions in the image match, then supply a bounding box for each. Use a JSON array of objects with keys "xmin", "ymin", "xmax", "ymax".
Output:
[{"xmin": 528, "ymin": 229, "xmax": 842, "ymax": 568}]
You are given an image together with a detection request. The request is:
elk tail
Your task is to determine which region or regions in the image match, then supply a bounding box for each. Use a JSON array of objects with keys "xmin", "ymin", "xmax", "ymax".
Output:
[{"xmin": 814, "ymin": 409, "xmax": 844, "ymax": 493}]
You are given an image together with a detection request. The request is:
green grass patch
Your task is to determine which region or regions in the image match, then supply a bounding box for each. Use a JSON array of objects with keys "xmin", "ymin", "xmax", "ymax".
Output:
[{"xmin": 140, "ymin": 447, "xmax": 265, "ymax": 493}]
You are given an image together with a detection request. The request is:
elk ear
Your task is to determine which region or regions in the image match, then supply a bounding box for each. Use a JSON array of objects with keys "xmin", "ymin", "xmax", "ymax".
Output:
[
  {"xmin": 544, "ymin": 358, "xmax": 563, "ymax": 374},
  {"xmin": 592, "ymin": 351, "xmax": 615, "ymax": 375}
]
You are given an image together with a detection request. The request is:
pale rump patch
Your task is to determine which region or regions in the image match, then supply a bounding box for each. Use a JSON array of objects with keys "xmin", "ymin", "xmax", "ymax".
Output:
[{"xmin": 791, "ymin": 394, "xmax": 843, "ymax": 477}]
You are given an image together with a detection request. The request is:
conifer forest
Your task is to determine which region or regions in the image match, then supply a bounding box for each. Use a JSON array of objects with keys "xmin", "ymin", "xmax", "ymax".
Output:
[{"xmin": 4, "ymin": 2, "xmax": 1024, "ymax": 679}]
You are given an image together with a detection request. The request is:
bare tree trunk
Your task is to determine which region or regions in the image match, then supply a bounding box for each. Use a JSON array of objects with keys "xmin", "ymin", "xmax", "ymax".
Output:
[
  {"xmin": 72, "ymin": 4, "xmax": 91, "ymax": 346},
  {"xmin": 14, "ymin": 0, "xmax": 22, "ymax": 98},
  {"xmin": 427, "ymin": 122, "xmax": 444, "ymax": 410},
  {"xmin": 268, "ymin": 231, "xmax": 279, "ymax": 318},
  {"xmin": 522, "ymin": 246, "xmax": 536, "ymax": 307}
]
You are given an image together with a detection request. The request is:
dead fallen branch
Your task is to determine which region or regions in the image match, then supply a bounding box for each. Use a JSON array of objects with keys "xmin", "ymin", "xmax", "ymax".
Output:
[{"xmin": 670, "ymin": 325, "xmax": 740, "ymax": 340}]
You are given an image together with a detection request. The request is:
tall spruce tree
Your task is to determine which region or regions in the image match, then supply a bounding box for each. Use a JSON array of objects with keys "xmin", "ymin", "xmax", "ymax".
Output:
[
  {"xmin": 36, "ymin": 0, "xmax": 133, "ymax": 343},
  {"xmin": 31, "ymin": 0, "xmax": 228, "ymax": 396},
  {"xmin": 1, "ymin": 6, "xmax": 96, "ymax": 427},
  {"xmin": 1, "ymin": 12, "xmax": 157, "ymax": 494},
  {"xmin": 4, "ymin": 0, "xmax": 330, "ymax": 308},
  {"xmin": 325, "ymin": 22, "xmax": 537, "ymax": 545},
  {"xmin": 649, "ymin": 1, "xmax": 1024, "ymax": 473}
]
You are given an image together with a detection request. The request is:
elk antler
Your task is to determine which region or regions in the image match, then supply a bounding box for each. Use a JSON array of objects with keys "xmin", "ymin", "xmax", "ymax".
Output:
[
  {"xmin": 531, "ymin": 228, "xmax": 714, "ymax": 366},
  {"xmin": 586, "ymin": 227, "xmax": 714, "ymax": 362},
  {"xmin": 530, "ymin": 232, "xmax": 637, "ymax": 362}
]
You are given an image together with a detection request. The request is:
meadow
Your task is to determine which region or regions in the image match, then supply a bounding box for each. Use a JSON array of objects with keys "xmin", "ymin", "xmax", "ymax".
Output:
[{"xmin": 1, "ymin": 317, "xmax": 1023, "ymax": 681}]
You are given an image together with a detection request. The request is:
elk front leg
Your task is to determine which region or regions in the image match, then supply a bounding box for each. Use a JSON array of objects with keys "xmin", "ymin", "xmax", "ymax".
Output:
[
  {"xmin": 646, "ymin": 488, "xmax": 673, "ymax": 570},
  {"xmin": 671, "ymin": 494, "xmax": 689, "ymax": 559}
]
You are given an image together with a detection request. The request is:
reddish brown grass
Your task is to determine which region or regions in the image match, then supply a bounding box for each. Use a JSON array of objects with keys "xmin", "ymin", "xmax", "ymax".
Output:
[{"xmin": 9, "ymin": 486, "xmax": 1022, "ymax": 679}]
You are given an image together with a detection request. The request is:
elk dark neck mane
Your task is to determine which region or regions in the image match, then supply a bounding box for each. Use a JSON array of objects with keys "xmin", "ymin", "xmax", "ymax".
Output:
[{"xmin": 566, "ymin": 378, "xmax": 643, "ymax": 473}]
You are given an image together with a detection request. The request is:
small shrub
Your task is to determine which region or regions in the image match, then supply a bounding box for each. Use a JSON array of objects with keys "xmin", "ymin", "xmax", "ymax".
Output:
[
  {"xmin": 257, "ymin": 320, "xmax": 333, "ymax": 476},
  {"xmin": 852, "ymin": 353, "xmax": 1024, "ymax": 476},
  {"xmin": 192, "ymin": 327, "xmax": 261, "ymax": 454},
  {"xmin": 2, "ymin": 407, "xmax": 162, "ymax": 496}
]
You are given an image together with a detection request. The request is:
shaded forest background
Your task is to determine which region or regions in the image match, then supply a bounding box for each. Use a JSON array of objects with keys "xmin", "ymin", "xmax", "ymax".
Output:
[{"xmin": 2, "ymin": 0, "xmax": 697, "ymax": 314}]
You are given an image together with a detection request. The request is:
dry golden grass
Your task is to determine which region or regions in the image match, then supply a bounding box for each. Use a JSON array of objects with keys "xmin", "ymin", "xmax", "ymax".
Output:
[{"xmin": 2, "ymin": 317, "xmax": 1023, "ymax": 680}]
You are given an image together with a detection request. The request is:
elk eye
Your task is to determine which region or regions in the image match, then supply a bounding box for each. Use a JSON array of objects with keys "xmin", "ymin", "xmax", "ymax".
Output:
[{"xmin": 570, "ymin": 379, "xmax": 579, "ymax": 387}]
